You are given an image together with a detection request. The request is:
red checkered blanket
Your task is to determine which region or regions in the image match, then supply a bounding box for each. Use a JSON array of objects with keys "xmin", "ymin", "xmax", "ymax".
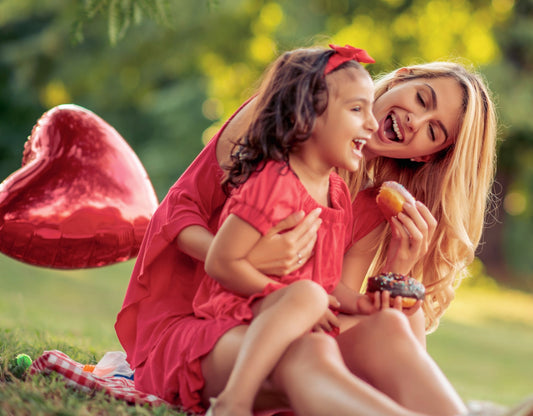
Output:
[{"xmin": 29, "ymin": 350, "xmax": 168, "ymax": 407}]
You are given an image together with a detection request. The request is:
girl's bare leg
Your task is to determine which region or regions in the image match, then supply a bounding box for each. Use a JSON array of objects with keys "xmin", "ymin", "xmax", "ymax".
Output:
[
  {"xmin": 210, "ymin": 280, "xmax": 329, "ymax": 416},
  {"xmin": 202, "ymin": 327, "xmax": 427, "ymax": 416},
  {"xmin": 337, "ymin": 309, "xmax": 467, "ymax": 416}
]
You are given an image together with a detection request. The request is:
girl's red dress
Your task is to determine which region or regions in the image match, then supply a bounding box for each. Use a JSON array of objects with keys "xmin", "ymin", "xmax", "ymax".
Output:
[
  {"xmin": 114, "ymin": 100, "xmax": 385, "ymax": 413},
  {"xmin": 193, "ymin": 159, "xmax": 353, "ymax": 323}
]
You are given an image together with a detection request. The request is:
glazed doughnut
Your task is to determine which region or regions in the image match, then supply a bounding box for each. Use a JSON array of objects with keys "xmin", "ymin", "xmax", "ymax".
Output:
[
  {"xmin": 366, "ymin": 272, "xmax": 425, "ymax": 308},
  {"xmin": 376, "ymin": 181, "xmax": 416, "ymax": 218}
]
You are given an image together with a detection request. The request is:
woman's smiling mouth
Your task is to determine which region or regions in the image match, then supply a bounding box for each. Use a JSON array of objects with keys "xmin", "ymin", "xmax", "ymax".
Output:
[{"xmin": 383, "ymin": 113, "xmax": 404, "ymax": 142}]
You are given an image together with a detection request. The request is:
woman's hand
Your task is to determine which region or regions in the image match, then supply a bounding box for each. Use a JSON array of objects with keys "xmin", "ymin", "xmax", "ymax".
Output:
[
  {"xmin": 356, "ymin": 291, "xmax": 422, "ymax": 316},
  {"xmin": 382, "ymin": 201, "xmax": 437, "ymax": 275},
  {"xmin": 246, "ymin": 208, "xmax": 322, "ymax": 276}
]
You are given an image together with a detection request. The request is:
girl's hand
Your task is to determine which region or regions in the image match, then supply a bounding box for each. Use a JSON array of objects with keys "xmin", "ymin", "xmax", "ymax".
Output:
[
  {"xmin": 358, "ymin": 291, "xmax": 422, "ymax": 316},
  {"xmin": 312, "ymin": 295, "xmax": 340, "ymax": 333},
  {"xmin": 246, "ymin": 208, "xmax": 322, "ymax": 276},
  {"xmin": 382, "ymin": 201, "xmax": 437, "ymax": 275}
]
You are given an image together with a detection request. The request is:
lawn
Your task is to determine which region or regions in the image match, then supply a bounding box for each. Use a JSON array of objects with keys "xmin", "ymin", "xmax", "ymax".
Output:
[{"xmin": 0, "ymin": 253, "xmax": 532, "ymax": 414}]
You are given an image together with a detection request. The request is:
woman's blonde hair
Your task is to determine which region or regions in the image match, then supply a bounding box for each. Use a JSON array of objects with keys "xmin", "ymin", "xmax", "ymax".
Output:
[{"xmin": 348, "ymin": 62, "xmax": 498, "ymax": 332}]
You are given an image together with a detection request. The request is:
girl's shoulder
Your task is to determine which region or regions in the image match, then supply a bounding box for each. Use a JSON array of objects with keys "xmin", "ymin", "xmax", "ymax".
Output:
[
  {"xmin": 224, "ymin": 160, "xmax": 305, "ymax": 234},
  {"xmin": 241, "ymin": 160, "xmax": 297, "ymax": 195}
]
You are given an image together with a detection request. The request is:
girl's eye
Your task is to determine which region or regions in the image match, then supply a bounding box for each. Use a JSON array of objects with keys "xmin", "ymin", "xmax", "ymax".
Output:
[{"xmin": 417, "ymin": 92, "xmax": 426, "ymax": 107}]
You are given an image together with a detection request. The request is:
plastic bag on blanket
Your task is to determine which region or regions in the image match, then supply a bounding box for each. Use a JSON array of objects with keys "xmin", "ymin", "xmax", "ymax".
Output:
[{"xmin": 85, "ymin": 351, "xmax": 134, "ymax": 379}]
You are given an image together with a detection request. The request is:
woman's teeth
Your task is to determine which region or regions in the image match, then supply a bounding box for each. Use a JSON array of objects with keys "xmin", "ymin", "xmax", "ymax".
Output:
[{"xmin": 391, "ymin": 114, "xmax": 403, "ymax": 142}]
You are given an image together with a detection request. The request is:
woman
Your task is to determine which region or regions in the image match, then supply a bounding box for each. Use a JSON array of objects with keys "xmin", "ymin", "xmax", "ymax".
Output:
[
  {"xmin": 115, "ymin": 55, "xmax": 497, "ymax": 415},
  {"xmin": 341, "ymin": 62, "xmax": 498, "ymax": 333}
]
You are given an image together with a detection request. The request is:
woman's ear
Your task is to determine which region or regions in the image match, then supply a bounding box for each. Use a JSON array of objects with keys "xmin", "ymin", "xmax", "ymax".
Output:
[
  {"xmin": 396, "ymin": 67, "xmax": 413, "ymax": 76},
  {"xmin": 410, "ymin": 155, "xmax": 432, "ymax": 163},
  {"xmin": 388, "ymin": 67, "xmax": 414, "ymax": 90}
]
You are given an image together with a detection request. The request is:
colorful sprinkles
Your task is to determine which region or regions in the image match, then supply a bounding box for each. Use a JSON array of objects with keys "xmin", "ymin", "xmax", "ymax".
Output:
[{"xmin": 367, "ymin": 272, "xmax": 425, "ymax": 300}]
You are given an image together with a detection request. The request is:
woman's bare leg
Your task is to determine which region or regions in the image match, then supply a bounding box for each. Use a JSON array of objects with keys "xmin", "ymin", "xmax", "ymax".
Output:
[
  {"xmin": 269, "ymin": 332, "xmax": 427, "ymax": 416},
  {"xmin": 337, "ymin": 309, "xmax": 467, "ymax": 416},
  {"xmin": 208, "ymin": 280, "xmax": 329, "ymax": 416},
  {"xmin": 202, "ymin": 327, "xmax": 427, "ymax": 416}
]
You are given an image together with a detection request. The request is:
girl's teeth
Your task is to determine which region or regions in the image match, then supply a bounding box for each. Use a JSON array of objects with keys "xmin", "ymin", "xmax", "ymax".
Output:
[{"xmin": 352, "ymin": 139, "xmax": 366, "ymax": 151}]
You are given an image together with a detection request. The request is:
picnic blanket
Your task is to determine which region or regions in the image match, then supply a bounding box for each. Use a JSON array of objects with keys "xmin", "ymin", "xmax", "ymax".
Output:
[
  {"xmin": 28, "ymin": 350, "xmax": 533, "ymax": 416},
  {"xmin": 29, "ymin": 350, "xmax": 168, "ymax": 407}
]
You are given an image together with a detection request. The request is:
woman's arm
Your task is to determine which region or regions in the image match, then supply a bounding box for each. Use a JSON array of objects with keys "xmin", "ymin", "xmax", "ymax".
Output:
[
  {"xmin": 176, "ymin": 225, "xmax": 214, "ymax": 262},
  {"xmin": 342, "ymin": 200, "xmax": 437, "ymax": 289},
  {"xmin": 205, "ymin": 214, "xmax": 277, "ymax": 296},
  {"xmin": 176, "ymin": 210, "xmax": 321, "ymax": 274},
  {"xmin": 341, "ymin": 224, "xmax": 385, "ymax": 291}
]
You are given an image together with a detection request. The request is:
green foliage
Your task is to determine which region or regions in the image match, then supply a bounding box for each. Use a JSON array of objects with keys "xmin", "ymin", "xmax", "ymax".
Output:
[
  {"xmin": 73, "ymin": 0, "xmax": 171, "ymax": 45},
  {"xmin": 0, "ymin": 0, "xmax": 531, "ymax": 279}
]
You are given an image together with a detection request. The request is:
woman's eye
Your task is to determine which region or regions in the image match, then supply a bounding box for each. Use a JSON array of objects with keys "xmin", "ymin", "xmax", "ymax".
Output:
[
  {"xmin": 352, "ymin": 106, "xmax": 362, "ymax": 112},
  {"xmin": 417, "ymin": 92, "xmax": 425, "ymax": 107},
  {"xmin": 429, "ymin": 124, "xmax": 436, "ymax": 141}
]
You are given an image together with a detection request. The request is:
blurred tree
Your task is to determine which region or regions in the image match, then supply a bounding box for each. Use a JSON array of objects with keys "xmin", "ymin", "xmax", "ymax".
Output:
[
  {"xmin": 477, "ymin": 0, "xmax": 533, "ymax": 287},
  {"xmin": 0, "ymin": 0, "xmax": 530, "ymax": 282}
]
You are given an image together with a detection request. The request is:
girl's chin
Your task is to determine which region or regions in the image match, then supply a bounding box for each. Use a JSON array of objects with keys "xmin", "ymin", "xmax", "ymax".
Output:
[{"xmin": 362, "ymin": 147, "xmax": 379, "ymax": 160}]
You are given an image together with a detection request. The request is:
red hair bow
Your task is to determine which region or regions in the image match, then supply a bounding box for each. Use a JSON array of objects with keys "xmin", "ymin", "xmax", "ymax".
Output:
[{"xmin": 324, "ymin": 44, "xmax": 375, "ymax": 75}]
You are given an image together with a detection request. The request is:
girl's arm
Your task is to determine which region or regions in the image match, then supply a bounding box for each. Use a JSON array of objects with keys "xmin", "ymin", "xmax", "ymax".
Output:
[
  {"xmin": 205, "ymin": 214, "xmax": 277, "ymax": 296},
  {"xmin": 176, "ymin": 210, "xmax": 321, "ymax": 275}
]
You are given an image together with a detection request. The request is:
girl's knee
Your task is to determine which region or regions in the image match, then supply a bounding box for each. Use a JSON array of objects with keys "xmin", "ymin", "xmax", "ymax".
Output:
[{"xmin": 285, "ymin": 280, "xmax": 329, "ymax": 310}]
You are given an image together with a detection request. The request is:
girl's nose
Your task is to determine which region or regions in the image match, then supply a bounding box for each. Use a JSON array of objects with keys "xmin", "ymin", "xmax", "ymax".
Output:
[{"xmin": 367, "ymin": 113, "xmax": 378, "ymax": 133}]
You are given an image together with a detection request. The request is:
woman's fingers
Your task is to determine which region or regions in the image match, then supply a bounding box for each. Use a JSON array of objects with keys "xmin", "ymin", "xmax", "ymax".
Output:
[
  {"xmin": 289, "ymin": 208, "xmax": 322, "ymax": 242},
  {"xmin": 397, "ymin": 211, "xmax": 423, "ymax": 250},
  {"xmin": 402, "ymin": 201, "xmax": 437, "ymax": 248},
  {"xmin": 265, "ymin": 210, "xmax": 306, "ymax": 236},
  {"xmin": 283, "ymin": 208, "xmax": 322, "ymax": 269},
  {"xmin": 250, "ymin": 209, "xmax": 321, "ymax": 276},
  {"xmin": 415, "ymin": 201, "xmax": 437, "ymax": 240}
]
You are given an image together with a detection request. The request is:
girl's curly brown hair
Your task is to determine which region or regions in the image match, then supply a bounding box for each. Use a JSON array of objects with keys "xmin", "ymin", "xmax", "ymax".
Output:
[{"xmin": 222, "ymin": 47, "xmax": 363, "ymax": 194}]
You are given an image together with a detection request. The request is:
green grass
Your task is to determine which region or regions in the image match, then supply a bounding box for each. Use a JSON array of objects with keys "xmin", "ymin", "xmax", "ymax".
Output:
[
  {"xmin": 427, "ymin": 274, "xmax": 533, "ymax": 406},
  {"xmin": 0, "ymin": 254, "xmax": 189, "ymax": 415},
  {"xmin": 0, "ymin": 253, "xmax": 532, "ymax": 414}
]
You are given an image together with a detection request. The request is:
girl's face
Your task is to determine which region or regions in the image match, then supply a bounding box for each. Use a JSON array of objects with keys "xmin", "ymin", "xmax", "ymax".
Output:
[
  {"xmin": 308, "ymin": 67, "xmax": 378, "ymax": 173},
  {"xmin": 365, "ymin": 76, "xmax": 464, "ymax": 162}
]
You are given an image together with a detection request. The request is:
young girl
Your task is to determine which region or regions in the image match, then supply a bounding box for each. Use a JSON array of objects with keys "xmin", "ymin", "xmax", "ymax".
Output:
[{"xmin": 192, "ymin": 44, "xmax": 378, "ymax": 416}]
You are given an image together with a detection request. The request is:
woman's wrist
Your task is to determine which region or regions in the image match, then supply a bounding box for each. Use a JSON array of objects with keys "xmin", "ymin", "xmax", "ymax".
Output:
[{"xmin": 176, "ymin": 225, "xmax": 214, "ymax": 262}]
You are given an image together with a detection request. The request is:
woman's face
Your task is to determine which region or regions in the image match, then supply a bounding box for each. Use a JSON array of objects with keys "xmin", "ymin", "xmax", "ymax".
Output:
[{"xmin": 365, "ymin": 76, "xmax": 464, "ymax": 162}]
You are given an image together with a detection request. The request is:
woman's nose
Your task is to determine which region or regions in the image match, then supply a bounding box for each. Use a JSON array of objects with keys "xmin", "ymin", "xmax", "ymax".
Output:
[{"xmin": 406, "ymin": 112, "xmax": 425, "ymax": 132}]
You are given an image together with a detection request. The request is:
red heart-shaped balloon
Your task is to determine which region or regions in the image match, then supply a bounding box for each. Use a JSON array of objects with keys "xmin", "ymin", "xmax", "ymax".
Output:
[{"xmin": 0, "ymin": 104, "xmax": 159, "ymax": 269}]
